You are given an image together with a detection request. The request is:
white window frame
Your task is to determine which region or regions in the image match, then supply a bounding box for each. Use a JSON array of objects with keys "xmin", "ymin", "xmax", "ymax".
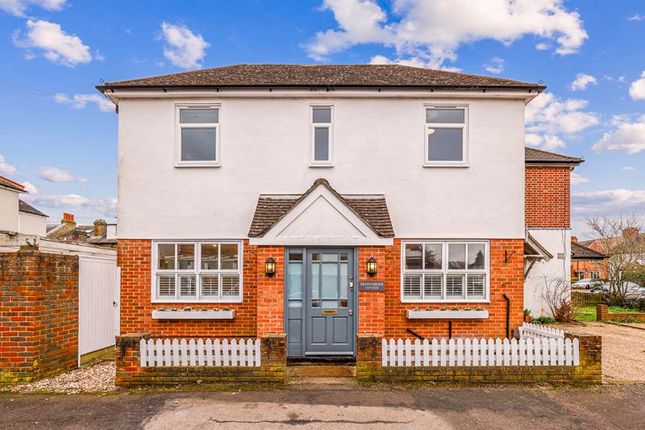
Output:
[
  {"xmin": 590, "ymin": 271, "xmax": 600, "ymax": 280},
  {"xmin": 151, "ymin": 240, "xmax": 243, "ymax": 303},
  {"xmin": 400, "ymin": 240, "xmax": 489, "ymax": 303},
  {"xmin": 310, "ymin": 104, "xmax": 333, "ymax": 167},
  {"xmin": 175, "ymin": 104, "xmax": 221, "ymax": 167},
  {"xmin": 423, "ymin": 104, "xmax": 469, "ymax": 167}
]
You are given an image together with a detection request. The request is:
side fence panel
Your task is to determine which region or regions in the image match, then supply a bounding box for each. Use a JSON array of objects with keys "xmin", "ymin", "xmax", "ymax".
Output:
[{"xmin": 139, "ymin": 338, "xmax": 262, "ymax": 367}]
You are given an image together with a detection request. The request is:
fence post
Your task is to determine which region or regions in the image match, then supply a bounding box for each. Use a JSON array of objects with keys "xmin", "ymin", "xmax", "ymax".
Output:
[
  {"xmin": 260, "ymin": 334, "xmax": 287, "ymax": 382},
  {"xmin": 114, "ymin": 332, "xmax": 149, "ymax": 386},
  {"xmin": 596, "ymin": 304, "xmax": 608, "ymax": 321},
  {"xmin": 356, "ymin": 334, "xmax": 383, "ymax": 381}
]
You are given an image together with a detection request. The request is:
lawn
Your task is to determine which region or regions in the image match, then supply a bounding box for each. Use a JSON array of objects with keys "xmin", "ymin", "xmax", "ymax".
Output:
[{"xmin": 575, "ymin": 305, "xmax": 643, "ymax": 322}]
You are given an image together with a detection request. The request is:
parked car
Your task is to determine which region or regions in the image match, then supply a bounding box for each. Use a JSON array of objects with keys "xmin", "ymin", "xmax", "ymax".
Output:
[
  {"xmin": 625, "ymin": 285, "xmax": 645, "ymax": 302},
  {"xmin": 572, "ymin": 279, "xmax": 603, "ymax": 290},
  {"xmin": 589, "ymin": 281, "xmax": 642, "ymax": 295}
]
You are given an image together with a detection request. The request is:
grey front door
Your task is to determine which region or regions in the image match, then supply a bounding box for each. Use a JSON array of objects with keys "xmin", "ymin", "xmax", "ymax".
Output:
[{"xmin": 305, "ymin": 249, "xmax": 355, "ymax": 355}]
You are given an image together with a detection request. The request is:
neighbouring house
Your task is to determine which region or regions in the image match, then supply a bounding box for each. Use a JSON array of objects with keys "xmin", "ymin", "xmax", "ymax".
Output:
[
  {"xmin": 0, "ymin": 175, "xmax": 48, "ymax": 236},
  {"xmin": 97, "ymin": 64, "xmax": 589, "ymax": 383},
  {"xmin": 577, "ymin": 228, "xmax": 644, "ymax": 282},
  {"xmin": 0, "ymin": 180, "xmax": 118, "ymax": 384},
  {"xmin": 523, "ymin": 147, "xmax": 583, "ymax": 316},
  {"xmin": 571, "ymin": 238, "xmax": 607, "ymax": 280},
  {"xmin": 47, "ymin": 213, "xmax": 117, "ymax": 248}
]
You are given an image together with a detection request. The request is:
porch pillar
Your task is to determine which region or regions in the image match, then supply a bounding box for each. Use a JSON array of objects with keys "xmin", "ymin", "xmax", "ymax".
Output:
[{"xmin": 255, "ymin": 246, "xmax": 285, "ymax": 336}]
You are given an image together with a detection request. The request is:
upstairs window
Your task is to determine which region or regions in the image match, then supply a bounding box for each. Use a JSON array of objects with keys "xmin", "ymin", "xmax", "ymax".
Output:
[
  {"xmin": 425, "ymin": 106, "xmax": 467, "ymax": 166},
  {"xmin": 401, "ymin": 241, "xmax": 488, "ymax": 302},
  {"xmin": 177, "ymin": 105, "xmax": 220, "ymax": 166},
  {"xmin": 311, "ymin": 106, "xmax": 333, "ymax": 165}
]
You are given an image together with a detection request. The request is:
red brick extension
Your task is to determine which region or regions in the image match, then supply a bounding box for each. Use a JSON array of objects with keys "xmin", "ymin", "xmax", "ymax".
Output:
[
  {"xmin": 525, "ymin": 166, "xmax": 571, "ymax": 228},
  {"xmin": 0, "ymin": 250, "xmax": 79, "ymax": 383},
  {"xmin": 119, "ymin": 239, "xmax": 524, "ymax": 341}
]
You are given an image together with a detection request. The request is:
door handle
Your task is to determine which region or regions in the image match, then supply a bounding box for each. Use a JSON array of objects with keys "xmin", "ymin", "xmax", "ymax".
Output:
[{"xmin": 349, "ymin": 310, "xmax": 353, "ymax": 316}]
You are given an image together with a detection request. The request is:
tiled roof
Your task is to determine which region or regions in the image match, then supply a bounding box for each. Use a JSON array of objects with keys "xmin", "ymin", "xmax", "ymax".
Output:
[
  {"xmin": 571, "ymin": 241, "xmax": 607, "ymax": 259},
  {"xmin": 525, "ymin": 147, "xmax": 583, "ymax": 165},
  {"xmin": 18, "ymin": 200, "xmax": 47, "ymax": 217},
  {"xmin": 0, "ymin": 175, "xmax": 25, "ymax": 192},
  {"xmin": 248, "ymin": 178, "xmax": 395, "ymax": 238},
  {"xmin": 98, "ymin": 64, "xmax": 544, "ymax": 91}
]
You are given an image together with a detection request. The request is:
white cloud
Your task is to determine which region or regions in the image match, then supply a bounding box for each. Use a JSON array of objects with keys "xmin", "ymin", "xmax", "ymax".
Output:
[
  {"xmin": 592, "ymin": 115, "xmax": 645, "ymax": 154},
  {"xmin": 535, "ymin": 42, "xmax": 550, "ymax": 50},
  {"xmin": 22, "ymin": 181, "xmax": 38, "ymax": 194},
  {"xmin": 0, "ymin": 0, "xmax": 65, "ymax": 17},
  {"xmin": 0, "ymin": 154, "xmax": 17, "ymax": 175},
  {"xmin": 623, "ymin": 166, "xmax": 636, "ymax": 172},
  {"xmin": 629, "ymin": 71, "xmax": 645, "ymax": 100},
  {"xmin": 573, "ymin": 189, "xmax": 645, "ymax": 215},
  {"xmin": 160, "ymin": 22, "xmax": 209, "ymax": 69},
  {"xmin": 571, "ymin": 172, "xmax": 589, "ymax": 186},
  {"xmin": 307, "ymin": 0, "xmax": 587, "ymax": 68},
  {"xmin": 13, "ymin": 19, "xmax": 92, "ymax": 67},
  {"xmin": 39, "ymin": 166, "xmax": 88, "ymax": 183},
  {"xmin": 23, "ymin": 193, "xmax": 117, "ymax": 218},
  {"xmin": 525, "ymin": 92, "xmax": 599, "ymax": 149},
  {"xmin": 54, "ymin": 93, "xmax": 114, "ymax": 112},
  {"xmin": 484, "ymin": 57, "xmax": 504, "ymax": 74},
  {"xmin": 627, "ymin": 14, "xmax": 643, "ymax": 21},
  {"xmin": 569, "ymin": 73, "xmax": 597, "ymax": 91}
]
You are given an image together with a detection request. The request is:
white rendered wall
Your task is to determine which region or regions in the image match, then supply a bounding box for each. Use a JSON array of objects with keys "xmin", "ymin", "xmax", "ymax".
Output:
[
  {"xmin": 524, "ymin": 229, "xmax": 572, "ymax": 317},
  {"xmin": 0, "ymin": 188, "xmax": 19, "ymax": 233},
  {"xmin": 18, "ymin": 212, "xmax": 47, "ymax": 236},
  {"xmin": 117, "ymin": 94, "xmax": 526, "ymax": 240}
]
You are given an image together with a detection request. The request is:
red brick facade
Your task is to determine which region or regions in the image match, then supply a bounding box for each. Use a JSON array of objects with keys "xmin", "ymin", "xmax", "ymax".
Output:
[
  {"xmin": 357, "ymin": 239, "xmax": 524, "ymax": 340},
  {"xmin": 120, "ymin": 239, "xmax": 523, "ymax": 343},
  {"xmin": 0, "ymin": 250, "xmax": 79, "ymax": 383},
  {"xmin": 525, "ymin": 166, "xmax": 571, "ymax": 228}
]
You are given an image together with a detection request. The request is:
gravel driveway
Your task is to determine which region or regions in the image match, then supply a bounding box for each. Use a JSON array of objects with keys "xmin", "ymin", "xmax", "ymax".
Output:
[{"xmin": 559, "ymin": 322, "xmax": 645, "ymax": 383}]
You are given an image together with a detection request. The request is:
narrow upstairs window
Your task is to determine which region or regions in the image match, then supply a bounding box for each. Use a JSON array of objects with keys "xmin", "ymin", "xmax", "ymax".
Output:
[{"xmin": 311, "ymin": 106, "xmax": 333, "ymax": 166}]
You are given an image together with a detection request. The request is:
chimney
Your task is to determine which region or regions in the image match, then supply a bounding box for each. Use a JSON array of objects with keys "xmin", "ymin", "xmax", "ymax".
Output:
[
  {"xmin": 62, "ymin": 212, "xmax": 75, "ymax": 224},
  {"xmin": 93, "ymin": 219, "xmax": 107, "ymax": 237},
  {"xmin": 623, "ymin": 227, "xmax": 639, "ymax": 239},
  {"xmin": 571, "ymin": 236, "xmax": 578, "ymax": 243}
]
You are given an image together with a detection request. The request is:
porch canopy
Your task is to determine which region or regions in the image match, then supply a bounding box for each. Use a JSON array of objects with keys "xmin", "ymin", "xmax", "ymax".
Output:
[{"xmin": 248, "ymin": 178, "xmax": 394, "ymax": 246}]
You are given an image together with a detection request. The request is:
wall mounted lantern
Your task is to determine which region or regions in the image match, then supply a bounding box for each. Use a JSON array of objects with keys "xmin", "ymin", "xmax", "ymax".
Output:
[
  {"xmin": 265, "ymin": 257, "xmax": 276, "ymax": 277},
  {"xmin": 366, "ymin": 257, "xmax": 378, "ymax": 276}
]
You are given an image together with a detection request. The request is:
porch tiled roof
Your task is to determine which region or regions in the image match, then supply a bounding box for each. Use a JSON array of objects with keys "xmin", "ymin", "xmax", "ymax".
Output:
[
  {"xmin": 525, "ymin": 147, "xmax": 583, "ymax": 165},
  {"xmin": 248, "ymin": 179, "xmax": 395, "ymax": 238}
]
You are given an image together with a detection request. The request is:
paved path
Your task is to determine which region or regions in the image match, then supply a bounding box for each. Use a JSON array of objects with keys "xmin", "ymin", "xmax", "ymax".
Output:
[{"xmin": 1, "ymin": 384, "xmax": 643, "ymax": 429}]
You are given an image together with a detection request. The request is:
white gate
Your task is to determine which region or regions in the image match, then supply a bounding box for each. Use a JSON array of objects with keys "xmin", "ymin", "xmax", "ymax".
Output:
[{"xmin": 79, "ymin": 255, "xmax": 119, "ymax": 362}]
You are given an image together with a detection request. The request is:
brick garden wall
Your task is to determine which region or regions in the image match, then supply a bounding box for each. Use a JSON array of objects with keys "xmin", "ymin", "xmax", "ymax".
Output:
[
  {"xmin": 525, "ymin": 166, "xmax": 571, "ymax": 228},
  {"xmin": 358, "ymin": 239, "xmax": 524, "ymax": 340},
  {"xmin": 0, "ymin": 250, "xmax": 79, "ymax": 383}
]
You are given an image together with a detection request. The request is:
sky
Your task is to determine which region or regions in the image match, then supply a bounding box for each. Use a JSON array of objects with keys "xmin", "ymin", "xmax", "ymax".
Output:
[{"xmin": 0, "ymin": 0, "xmax": 643, "ymax": 238}]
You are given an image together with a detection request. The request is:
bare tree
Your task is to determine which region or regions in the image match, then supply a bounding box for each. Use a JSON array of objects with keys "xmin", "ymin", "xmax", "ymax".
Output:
[
  {"xmin": 542, "ymin": 278, "xmax": 575, "ymax": 322},
  {"xmin": 586, "ymin": 215, "xmax": 645, "ymax": 305}
]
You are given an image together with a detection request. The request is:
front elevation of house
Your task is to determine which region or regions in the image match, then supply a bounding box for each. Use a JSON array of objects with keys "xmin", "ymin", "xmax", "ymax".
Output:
[{"xmin": 100, "ymin": 64, "xmax": 552, "ymax": 360}]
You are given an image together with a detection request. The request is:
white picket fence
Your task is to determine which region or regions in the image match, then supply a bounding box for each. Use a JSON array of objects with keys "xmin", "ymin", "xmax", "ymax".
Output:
[
  {"xmin": 139, "ymin": 338, "xmax": 261, "ymax": 368},
  {"xmin": 381, "ymin": 337, "xmax": 579, "ymax": 367},
  {"xmin": 518, "ymin": 322, "xmax": 565, "ymax": 340}
]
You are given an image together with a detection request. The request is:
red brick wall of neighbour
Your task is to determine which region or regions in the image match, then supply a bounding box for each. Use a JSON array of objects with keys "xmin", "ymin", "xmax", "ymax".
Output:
[
  {"xmin": 118, "ymin": 240, "xmax": 285, "ymax": 338},
  {"xmin": 525, "ymin": 166, "xmax": 571, "ymax": 228},
  {"xmin": 0, "ymin": 250, "xmax": 78, "ymax": 383},
  {"xmin": 359, "ymin": 239, "xmax": 524, "ymax": 339}
]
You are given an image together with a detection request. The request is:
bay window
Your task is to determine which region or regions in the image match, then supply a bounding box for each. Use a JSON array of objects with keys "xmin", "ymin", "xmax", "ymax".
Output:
[
  {"xmin": 402, "ymin": 241, "xmax": 488, "ymax": 302},
  {"xmin": 152, "ymin": 241, "xmax": 242, "ymax": 302}
]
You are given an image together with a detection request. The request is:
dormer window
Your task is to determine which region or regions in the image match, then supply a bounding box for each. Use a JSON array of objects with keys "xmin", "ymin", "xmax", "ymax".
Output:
[
  {"xmin": 311, "ymin": 106, "xmax": 333, "ymax": 166},
  {"xmin": 425, "ymin": 106, "xmax": 468, "ymax": 167},
  {"xmin": 176, "ymin": 105, "xmax": 220, "ymax": 167}
]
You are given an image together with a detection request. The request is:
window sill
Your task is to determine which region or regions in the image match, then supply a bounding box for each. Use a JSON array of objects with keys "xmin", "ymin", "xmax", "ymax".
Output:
[
  {"xmin": 152, "ymin": 298, "xmax": 243, "ymax": 304},
  {"xmin": 422, "ymin": 163, "xmax": 469, "ymax": 168},
  {"xmin": 400, "ymin": 299, "xmax": 490, "ymax": 304},
  {"xmin": 175, "ymin": 162, "xmax": 221, "ymax": 168},
  {"xmin": 309, "ymin": 163, "xmax": 334, "ymax": 168},
  {"xmin": 152, "ymin": 309, "xmax": 235, "ymax": 320},
  {"xmin": 406, "ymin": 309, "xmax": 489, "ymax": 320}
]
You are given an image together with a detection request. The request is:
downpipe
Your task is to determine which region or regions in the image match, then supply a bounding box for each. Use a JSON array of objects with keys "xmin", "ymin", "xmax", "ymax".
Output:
[{"xmin": 503, "ymin": 293, "xmax": 511, "ymax": 339}]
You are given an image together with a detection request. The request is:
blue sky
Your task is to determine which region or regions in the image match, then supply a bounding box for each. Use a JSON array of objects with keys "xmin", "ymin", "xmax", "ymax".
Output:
[{"xmin": 0, "ymin": 0, "xmax": 643, "ymax": 237}]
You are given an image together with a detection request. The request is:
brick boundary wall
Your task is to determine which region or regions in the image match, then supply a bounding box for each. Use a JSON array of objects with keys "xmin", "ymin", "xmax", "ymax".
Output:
[
  {"xmin": 114, "ymin": 334, "xmax": 286, "ymax": 386},
  {"xmin": 356, "ymin": 333, "xmax": 601, "ymax": 384},
  {"xmin": 596, "ymin": 304, "xmax": 645, "ymax": 323},
  {"xmin": 0, "ymin": 249, "xmax": 79, "ymax": 384}
]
